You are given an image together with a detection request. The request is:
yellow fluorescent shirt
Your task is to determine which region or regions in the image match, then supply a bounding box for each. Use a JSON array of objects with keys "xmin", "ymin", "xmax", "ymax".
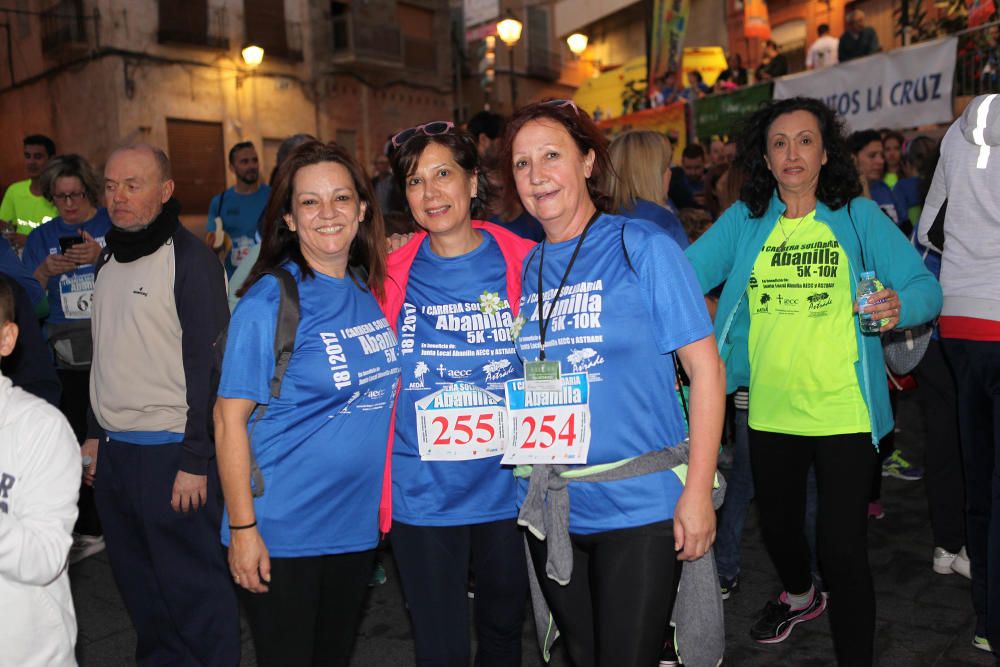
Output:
[{"xmin": 747, "ymin": 211, "xmax": 870, "ymax": 436}]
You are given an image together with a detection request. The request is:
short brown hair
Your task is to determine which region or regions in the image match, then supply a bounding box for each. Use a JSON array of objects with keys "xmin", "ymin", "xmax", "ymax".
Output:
[
  {"xmin": 40, "ymin": 154, "xmax": 104, "ymax": 208},
  {"xmin": 498, "ymin": 99, "xmax": 614, "ymax": 213}
]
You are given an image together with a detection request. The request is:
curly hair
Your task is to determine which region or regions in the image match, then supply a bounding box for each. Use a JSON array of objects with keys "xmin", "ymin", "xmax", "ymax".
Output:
[
  {"xmin": 239, "ymin": 140, "xmax": 387, "ymax": 300},
  {"xmin": 498, "ymin": 99, "xmax": 614, "ymax": 214},
  {"xmin": 736, "ymin": 97, "xmax": 862, "ymax": 218}
]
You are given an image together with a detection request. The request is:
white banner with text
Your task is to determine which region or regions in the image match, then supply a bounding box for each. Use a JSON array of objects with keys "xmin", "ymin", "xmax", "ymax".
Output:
[{"xmin": 773, "ymin": 37, "xmax": 957, "ymax": 130}]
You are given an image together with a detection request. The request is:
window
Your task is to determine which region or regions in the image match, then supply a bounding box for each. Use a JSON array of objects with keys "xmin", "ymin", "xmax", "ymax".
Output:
[
  {"xmin": 245, "ymin": 0, "xmax": 288, "ymax": 59},
  {"xmin": 527, "ymin": 6, "xmax": 558, "ymax": 80},
  {"xmin": 159, "ymin": 0, "xmax": 209, "ymax": 46},
  {"xmin": 398, "ymin": 3, "xmax": 437, "ymax": 70},
  {"xmin": 165, "ymin": 119, "xmax": 226, "ymax": 216},
  {"xmin": 331, "ymin": 1, "xmax": 349, "ymax": 52}
]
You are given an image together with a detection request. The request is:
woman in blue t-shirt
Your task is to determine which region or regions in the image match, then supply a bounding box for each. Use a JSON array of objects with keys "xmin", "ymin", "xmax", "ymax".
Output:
[
  {"xmin": 499, "ymin": 100, "xmax": 727, "ymax": 667},
  {"xmin": 378, "ymin": 124, "xmax": 535, "ymax": 667},
  {"xmin": 606, "ymin": 130, "xmax": 689, "ymax": 248},
  {"xmin": 214, "ymin": 141, "xmax": 399, "ymax": 667},
  {"xmin": 22, "ymin": 154, "xmax": 112, "ymax": 556}
]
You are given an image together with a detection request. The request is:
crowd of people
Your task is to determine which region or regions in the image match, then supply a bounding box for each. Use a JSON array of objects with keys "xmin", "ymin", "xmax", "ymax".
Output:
[
  {"xmin": 648, "ymin": 9, "xmax": 883, "ymax": 110},
  {"xmin": 0, "ymin": 91, "xmax": 997, "ymax": 667}
]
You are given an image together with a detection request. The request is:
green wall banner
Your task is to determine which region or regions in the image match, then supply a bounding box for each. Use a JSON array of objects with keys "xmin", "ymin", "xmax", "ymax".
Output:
[{"xmin": 693, "ymin": 83, "xmax": 772, "ymax": 140}]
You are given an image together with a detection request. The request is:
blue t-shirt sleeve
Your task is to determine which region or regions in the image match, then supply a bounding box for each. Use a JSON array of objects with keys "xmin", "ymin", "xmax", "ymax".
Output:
[
  {"xmin": 624, "ymin": 223, "xmax": 713, "ymax": 354},
  {"xmin": 206, "ymin": 194, "xmax": 221, "ymax": 232},
  {"xmin": 21, "ymin": 227, "xmax": 46, "ymax": 275},
  {"xmin": 0, "ymin": 237, "xmax": 43, "ymax": 307},
  {"xmin": 218, "ymin": 276, "xmax": 280, "ymax": 404}
]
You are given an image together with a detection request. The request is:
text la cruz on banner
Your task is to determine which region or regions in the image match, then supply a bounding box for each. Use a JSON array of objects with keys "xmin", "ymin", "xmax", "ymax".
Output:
[{"xmin": 773, "ymin": 37, "xmax": 957, "ymax": 130}]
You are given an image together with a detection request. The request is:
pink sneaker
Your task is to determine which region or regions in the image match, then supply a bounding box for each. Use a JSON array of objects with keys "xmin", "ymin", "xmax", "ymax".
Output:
[{"xmin": 868, "ymin": 500, "xmax": 885, "ymax": 520}]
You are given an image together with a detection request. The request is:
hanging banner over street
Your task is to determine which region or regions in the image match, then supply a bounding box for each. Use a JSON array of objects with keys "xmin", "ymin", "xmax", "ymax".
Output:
[
  {"xmin": 694, "ymin": 82, "xmax": 772, "ymax": 140},
  {"xmin": 743, "ymin": 0, "xmax": 771, "ymax": 40},
  {"xmin": 773, "ymin": 37, "xmax": 957, "ymax": 130},
  {"xmin": 596, "ymin": 102, "xmax": 688, "ymax": 163},
  {"xmin": 648, "ymin": 0, "xmax": 691, "ymax": 100}
]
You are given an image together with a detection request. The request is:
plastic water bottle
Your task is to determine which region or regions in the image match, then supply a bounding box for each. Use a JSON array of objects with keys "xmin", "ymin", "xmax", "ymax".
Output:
[{"xmin": 856, "ymin": 271, "xmax": 883, "ymax": 334}]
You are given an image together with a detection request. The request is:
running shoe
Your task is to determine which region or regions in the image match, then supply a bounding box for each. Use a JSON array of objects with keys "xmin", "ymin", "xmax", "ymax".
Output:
[
  {"xmin": 868, "ymin": 500, "xmax": 885, "ymax": 520},
  {"xmin": 933, "ymin": 546, "xmax": 972, "ymax": 579},
  {"xmin": 750, "ymin": 589, "xmax": 827, "ymax": 644},
  {"xmin": 972, "ymin": 635, "xmax": 993, "ymax": 653},
  {"xmin": 658, "ymin": 640, "xmax": 680, "ymax": 666},
  {"xmin": 69, "ymin": 533, "xmax": 105, "ymax": 565},
  {"xmin": 881, "ymin": 449, "xmax": 924, "ymax": 480},
  {"xmin": 720, "ymin": 574, "xmax": 739, "ymax": 601}
]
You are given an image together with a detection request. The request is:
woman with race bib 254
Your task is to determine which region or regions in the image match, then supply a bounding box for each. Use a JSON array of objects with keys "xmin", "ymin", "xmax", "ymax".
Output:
[{"xmin": 500, "ymin": 99, "xmax": 727, "ymax": 667}]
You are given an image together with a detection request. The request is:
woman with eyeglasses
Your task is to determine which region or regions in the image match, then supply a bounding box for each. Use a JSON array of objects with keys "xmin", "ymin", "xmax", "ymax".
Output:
[
  {"xmin": 499, "ymin": 99, "xmax": 726, "ymax": 667},
  {"xmin": 378, "ymin": 121, "xmax": 535, "ymax": 667},
  {"xmin": 22, "ymin": 154, "xmax": 112, "ymax": 559},
  {"xmin": 214, "ymin": 141, "xmax": 399, "ymax": 666}
]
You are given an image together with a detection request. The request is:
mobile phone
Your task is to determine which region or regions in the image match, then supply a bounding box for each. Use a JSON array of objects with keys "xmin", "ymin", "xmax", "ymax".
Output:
[{"xmin": 59, "ymin": 236, "xmax": 85, "ymax": 253}]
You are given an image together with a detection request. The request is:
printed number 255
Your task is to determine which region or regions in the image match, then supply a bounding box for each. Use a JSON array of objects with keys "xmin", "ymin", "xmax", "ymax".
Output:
[{"xmin": 432, "ymin": 414, "xmax": 496, "ymax": 446}]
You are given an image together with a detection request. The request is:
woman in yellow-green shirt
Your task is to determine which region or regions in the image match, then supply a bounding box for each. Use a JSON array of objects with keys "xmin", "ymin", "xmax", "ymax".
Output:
[{"xmin": 685, "ymin": 97, "xmax": 942, "ymax": 666}]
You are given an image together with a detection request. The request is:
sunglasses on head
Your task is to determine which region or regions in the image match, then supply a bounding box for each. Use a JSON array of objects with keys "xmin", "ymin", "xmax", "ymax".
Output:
[
  {"xmin": 541, "ymin": 99, "xmax": 581, "ymax": 115},
  {"xmin": 391, "ymin": 121, "xmax": 455, "ymax": 149}
]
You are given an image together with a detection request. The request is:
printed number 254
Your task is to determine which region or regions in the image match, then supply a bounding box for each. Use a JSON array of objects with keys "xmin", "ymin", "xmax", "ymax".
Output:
[{"xmin": 519, "ymin": 414, "xmax": 576, "ymax": 449}]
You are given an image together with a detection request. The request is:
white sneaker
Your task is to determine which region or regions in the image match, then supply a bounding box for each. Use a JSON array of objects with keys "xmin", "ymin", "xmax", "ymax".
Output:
[
  {"xmin": 951, "ymin": 547, "xmax": 971, "ymax": 579},
  {"xmin": 933, "ymin": 546, "xmax": 972, "ymax": 579},
  {"xmin": 69, "ymin": 533, "xmax": 105, "ymax": 565}
]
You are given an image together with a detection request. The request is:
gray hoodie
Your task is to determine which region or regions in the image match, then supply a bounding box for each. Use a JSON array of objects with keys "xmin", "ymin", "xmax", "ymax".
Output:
[{"xmin": 917, "ymin": 93, "xmax": 1000, "ymax": 324}]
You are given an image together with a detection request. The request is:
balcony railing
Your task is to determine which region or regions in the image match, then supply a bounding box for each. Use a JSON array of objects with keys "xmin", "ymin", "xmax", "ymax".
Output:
[
  {"xmin": 527, "ymin": 48, "xmax": 561, "ymax": 81},
  {"xmin": 158, "ymin": 5, "xmax": 229, "ymax": 50},
  {"xmin": 953, "ymin": 21, "xmax": 1000, "ymax": 97},
  {"xmin": 331, "ymin": 14, "xmax": 403, "ymax": 65},
  {"xmin": 41, "ymin": 0, "xmax": 88, "ymax": 53}
]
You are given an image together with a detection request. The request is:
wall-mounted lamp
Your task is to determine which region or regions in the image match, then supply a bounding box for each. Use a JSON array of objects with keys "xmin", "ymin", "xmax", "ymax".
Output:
[
  {"xmin": 566, "ymin": 33, "xmax": 589, "ymax": 56},
  {"xmin": 241, "ymin": 43, "xmax": 265, "ymax": 68}
]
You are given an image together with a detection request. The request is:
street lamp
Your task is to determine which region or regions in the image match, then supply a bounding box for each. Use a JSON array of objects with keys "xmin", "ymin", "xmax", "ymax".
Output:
[
  {"xmin": 496, "ymin": 13, "xmax": 522, "ymax": 111},
  {"xmin": 241, "ymin": 43, "xmax": 265, "ymax": 68},
  {"xmin": 566, "ymin": 33, "xmax": 588, "ymax": 56}
]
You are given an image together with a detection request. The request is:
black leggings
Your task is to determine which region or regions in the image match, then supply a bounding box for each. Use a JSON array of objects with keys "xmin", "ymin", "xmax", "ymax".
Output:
[
  {"xmin": 238, "ymin": 549, "xmax": 375, "ymax": 667},
  {"xmin": 526, "ymin": 520, "xmax": 677, "ymax": 667},
  {"xmin": 750, "ymin": 429, "xmax": 877, "ymax": 666},
  {"xmin": 392, "ymin": 519, "xmax": 527, "ymax": 667}
]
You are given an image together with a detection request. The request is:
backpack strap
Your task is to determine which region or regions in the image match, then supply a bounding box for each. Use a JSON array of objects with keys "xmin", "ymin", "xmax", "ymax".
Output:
[
  {"xmin": 247, "ymin": 266, "xmax": 300, "ymax": 497},
  {"xmin": 264, "ymin": 267, "xmax": 300, "ymax": 399}
]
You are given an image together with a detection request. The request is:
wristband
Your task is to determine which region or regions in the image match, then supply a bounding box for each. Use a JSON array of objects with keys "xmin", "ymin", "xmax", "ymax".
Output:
[{"xmin": 229, "ymin": 520, "xmax": 257, "ymax": 531}]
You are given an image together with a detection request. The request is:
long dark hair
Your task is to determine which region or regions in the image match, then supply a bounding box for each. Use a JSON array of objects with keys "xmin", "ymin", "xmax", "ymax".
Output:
[
  {"xmin": 239, "ymin": 141, "xmax": 387, "ymax": 300},
  {"xmin": 391, "ymin": 129, "xmax": 490, "ymax": 221},
  {"xmin": 737, "ymin": 96, "xmax": 862, "ymax": 218},
  {"xmin": 498, "ymin": 99, "xmax": 614, "ymax": 214}
]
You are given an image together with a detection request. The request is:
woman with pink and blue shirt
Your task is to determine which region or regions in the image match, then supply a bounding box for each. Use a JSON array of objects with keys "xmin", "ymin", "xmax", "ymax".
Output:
[{"xmin": 379, "ymin": 123, "xmax": 535, "ymax": 667}]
